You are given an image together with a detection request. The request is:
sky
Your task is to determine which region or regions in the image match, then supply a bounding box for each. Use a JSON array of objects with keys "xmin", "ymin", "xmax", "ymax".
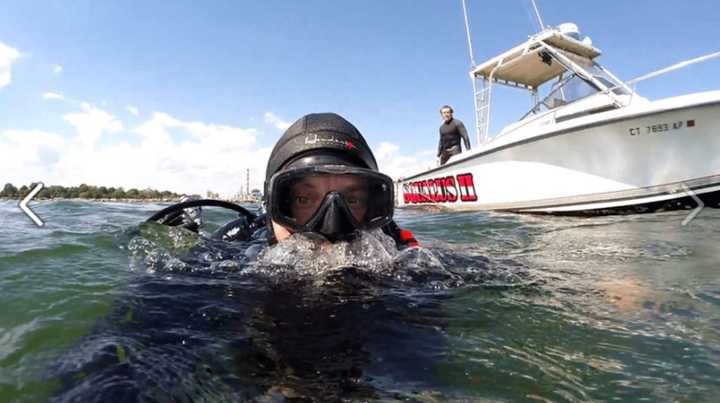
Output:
[{"xmin": 1, "ymin": 0, "xmax": 718, "ymax": 197}]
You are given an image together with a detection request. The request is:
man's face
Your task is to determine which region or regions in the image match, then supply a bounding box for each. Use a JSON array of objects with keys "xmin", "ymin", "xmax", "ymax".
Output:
[
  {"xmin": 441, "ymin": 108, "xmax": 453, "ymax": 122},
  {"xmin": 289, "ymin": 174, "xmax": 369, "ymax": 226}
]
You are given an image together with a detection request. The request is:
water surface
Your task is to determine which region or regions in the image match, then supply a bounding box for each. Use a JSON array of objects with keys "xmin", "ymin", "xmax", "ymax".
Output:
[{"xmin": 1, "ymin": 200, "xmax": 718, "ymax": 402}]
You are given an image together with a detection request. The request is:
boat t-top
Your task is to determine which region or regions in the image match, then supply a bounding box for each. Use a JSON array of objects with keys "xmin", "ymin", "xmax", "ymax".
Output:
[{"xmin": 396, "ymin": 22, "xmax": 720, "ymax": 214}]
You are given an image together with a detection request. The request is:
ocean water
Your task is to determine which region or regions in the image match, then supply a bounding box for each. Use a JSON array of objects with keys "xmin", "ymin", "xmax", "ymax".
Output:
[{"xmin": 1, "ymin": 200, "xmax": 719, "ymax": 402}]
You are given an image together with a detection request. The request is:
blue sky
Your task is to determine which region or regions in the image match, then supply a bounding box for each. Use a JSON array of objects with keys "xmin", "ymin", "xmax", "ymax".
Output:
[{"xmin": 1, "ymin": 0, "xmax": 718, "ymax": 196}]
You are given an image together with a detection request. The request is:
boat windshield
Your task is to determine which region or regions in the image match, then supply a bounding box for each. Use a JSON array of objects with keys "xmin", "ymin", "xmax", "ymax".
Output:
[
  {"xmin": 526, "ymin": 63, "xmax": 628, "ymax": 116},
  {"xmin": 590, "ymin": 64, "xmax": 630, "ymax": 95}
]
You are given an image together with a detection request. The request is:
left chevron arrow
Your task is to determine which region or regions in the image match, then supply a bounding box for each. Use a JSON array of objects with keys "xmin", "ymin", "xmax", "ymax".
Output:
[{"xmin": 19, "ymin": 182, "xmax": 45, "ymax": 227}]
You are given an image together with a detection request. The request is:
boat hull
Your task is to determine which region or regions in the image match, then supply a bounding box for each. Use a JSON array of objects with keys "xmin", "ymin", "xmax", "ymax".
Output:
[{"xmin": 397, "ymin": 98, "xmax": 720, "ymax": 214}]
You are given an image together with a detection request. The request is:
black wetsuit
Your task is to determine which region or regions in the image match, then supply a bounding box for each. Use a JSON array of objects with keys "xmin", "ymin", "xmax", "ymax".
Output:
[
  {"xmin": 47, "ymin": 214, "xmax": 431, "ymax": 402},
  {"xmin": 437, "ymin": 118, "xmax": 471, "ymax": 165}
]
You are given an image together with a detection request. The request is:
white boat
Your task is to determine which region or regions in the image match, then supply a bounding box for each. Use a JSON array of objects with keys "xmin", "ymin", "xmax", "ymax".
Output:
[{"xmin": 396, "ymin": 23, "xmax": 720, "ymax": 214}]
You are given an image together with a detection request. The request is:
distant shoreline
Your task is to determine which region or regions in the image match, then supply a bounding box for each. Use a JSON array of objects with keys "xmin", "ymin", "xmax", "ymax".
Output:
[
  {"xmin": 0, "ymin": 197, "xmax": 260, "ymax": 204},
  {"xmin": 2, "ymin": 184, "xmax": 261, "ymax": 204},
  {"xmin": 0, "ymin": 197, "xmax": 180, "ymax": 203}
]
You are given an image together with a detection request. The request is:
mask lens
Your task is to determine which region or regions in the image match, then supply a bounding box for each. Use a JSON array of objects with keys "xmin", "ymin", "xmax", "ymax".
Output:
[{"xmin": 270, "ymin": 167, "xmax": 393, "ymax": 231}]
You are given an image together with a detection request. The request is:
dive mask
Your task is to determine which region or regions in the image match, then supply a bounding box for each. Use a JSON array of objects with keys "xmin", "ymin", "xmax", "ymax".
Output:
[{"xmin": 266, "ymin": 165, "xmax": 394, "ymax": 242}]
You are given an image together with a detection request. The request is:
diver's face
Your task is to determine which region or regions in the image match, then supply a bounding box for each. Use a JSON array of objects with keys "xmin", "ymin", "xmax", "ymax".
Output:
[
  {"xmin": 289, "ymin": 174, "xmax": 369, "ymax": 225},
  {"xmin": 441, "ymin": 108, "xmax": 453, "ymax": 122}
]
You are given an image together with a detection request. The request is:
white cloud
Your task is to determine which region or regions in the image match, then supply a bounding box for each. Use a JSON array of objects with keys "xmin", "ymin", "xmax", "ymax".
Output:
[
  {"xmin": 42, "ymin": 92, "xmax": 64, "ymax": 100},
  {"xmin": 264, "ymin": 112, "xmax": 291, "ymax": 131},
  {"xmin": 52, "ymin": 64, "xmax": 63, "ymax": 74},
  {"xmin": 0, "ymin": 42, "xmax": 21, "ymax": 89},
  {"xmin": 0, "ymin": 105, "xmax": 271, "ymax": 197},
  {"xmin": 63, "ymin": 103, "xmax": 123, "ymax": 148},
  {"xmin": 126, "ymin": 105, "xmax": 139, "ymax": 116},
  {"xmin": 0, "ymin": 130, "xmax": 66, "ymax": 182},
  {"xmin": 126, "ymin": 112, "xmax": 268, "ymax": 195},
  {"xmin": 0, "ymin": 102, "xmax": 431, "ymax": 196},
  {"xmin": 375, "ymin": 141, "xmax": 435, "ymax": 180}
]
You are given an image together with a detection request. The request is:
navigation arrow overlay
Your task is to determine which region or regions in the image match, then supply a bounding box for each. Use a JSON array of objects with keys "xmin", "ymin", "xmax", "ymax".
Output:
[
  {"xmin": 680, "ymin": 183, "xmax": 704, "ymax": 226},
  {"xmin": 19, "ymin": 182, "xmax": 45, "ymax": 227}
]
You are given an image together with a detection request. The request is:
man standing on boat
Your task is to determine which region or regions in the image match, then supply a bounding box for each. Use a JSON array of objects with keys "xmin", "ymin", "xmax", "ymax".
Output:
[{"xmin": 437, "ymin": 105, "xmax": 471, "ymax": 165}]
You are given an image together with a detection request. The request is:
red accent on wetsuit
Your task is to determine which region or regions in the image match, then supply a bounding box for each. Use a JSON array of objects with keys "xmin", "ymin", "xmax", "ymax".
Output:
[{"xmin": 398, "ymin": 229, "xmax": 419, "ymax": 247}]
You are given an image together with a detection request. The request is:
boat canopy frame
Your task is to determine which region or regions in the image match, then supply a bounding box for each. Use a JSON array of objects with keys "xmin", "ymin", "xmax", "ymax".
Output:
[{"xmin": 469, "ymin": 27, "xmax": 632, "ymax": 144}]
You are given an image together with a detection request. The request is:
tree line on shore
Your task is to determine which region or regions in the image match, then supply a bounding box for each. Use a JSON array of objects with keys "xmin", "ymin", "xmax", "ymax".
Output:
[{"xmin": 1, "ymin": 183, "xmax": 182, "ymax": 200}]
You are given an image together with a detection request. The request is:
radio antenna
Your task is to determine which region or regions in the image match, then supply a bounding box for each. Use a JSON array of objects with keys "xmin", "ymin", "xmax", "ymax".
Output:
[
  {"xmin": 530, "ymin": 0, "xmax": 545, "ymax": 30},
  {"xmin": 461, "ymin": 0, "xmax": 476, "ymax": 66}
]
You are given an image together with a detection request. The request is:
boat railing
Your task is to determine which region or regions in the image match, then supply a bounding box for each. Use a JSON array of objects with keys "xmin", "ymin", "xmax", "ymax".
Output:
[
  {"xmin": 496, "ymin": 89, "xmax": 631, "ymax": 140},
  {"xmin": 625, "ymin": 50, "xmax": 720, "ymax": 103},
  {"xmin": 627, "ymin": 51, "xmax": 720, "ymax": 87},
  {"xmin": 522, "ymin": 76, "xmax": 628, "ymax": 122},
  {"xmin": 538, "ymin": 41, "xmax": 625, "ymax": 110},
  {"xmin": 473, "ymin": 41, "xmax": 720, "ymax": 144},
  {"xmin": 476, "ymin": 40, "xmax": 626, "ymax": 144}
]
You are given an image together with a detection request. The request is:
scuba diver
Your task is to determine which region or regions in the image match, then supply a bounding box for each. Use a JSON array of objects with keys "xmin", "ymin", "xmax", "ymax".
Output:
[
  {"xmin": 148, "ymin": 112, "xmax": 418, "ymax": 250},
  {"xmin": 48, "ymin": 113, "xmax": 442, "ymax": 403}
]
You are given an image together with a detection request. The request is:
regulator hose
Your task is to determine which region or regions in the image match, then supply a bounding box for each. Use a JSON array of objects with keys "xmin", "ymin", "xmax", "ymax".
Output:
[{"xmin": 146, "ymin": 199, "xmax": 257, "ymax": 224}]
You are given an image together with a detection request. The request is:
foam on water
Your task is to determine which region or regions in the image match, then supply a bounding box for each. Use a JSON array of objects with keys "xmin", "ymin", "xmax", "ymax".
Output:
[
  {"xmin": 125, "ymin": 221, "xmax": 534, "ymax": 295},
  {"xmin": 254, "ymin": 229, "xmax": 398, "ymax": 273}
]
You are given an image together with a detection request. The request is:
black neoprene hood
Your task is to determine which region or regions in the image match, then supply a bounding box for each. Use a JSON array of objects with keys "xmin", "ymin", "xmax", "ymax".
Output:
[
  {"xmin": 264, "ymin": 113, "xmax": 378, "ymax": 186},
  {"xmin": 262, "ymin": 112, "xmax": 387, "ymax": 243}
]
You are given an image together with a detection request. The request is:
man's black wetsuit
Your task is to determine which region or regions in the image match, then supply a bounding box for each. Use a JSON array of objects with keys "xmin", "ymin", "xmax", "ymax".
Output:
[{"xmin": 437, "ymin": 118, "xmax": 471, "ymax": 165}]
